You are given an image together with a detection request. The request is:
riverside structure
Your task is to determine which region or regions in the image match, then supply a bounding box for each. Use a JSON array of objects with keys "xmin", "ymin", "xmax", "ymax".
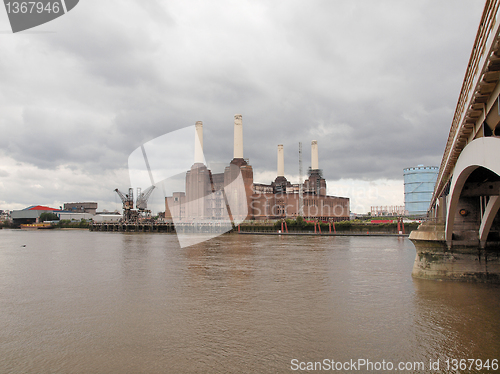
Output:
[
  {"xmin": 165, "ymin": 115, "xmax": 350, "ymax": 223},
  {"xmin": 410, "ymin": 1, "xmax": 500, "ymax": 282}
]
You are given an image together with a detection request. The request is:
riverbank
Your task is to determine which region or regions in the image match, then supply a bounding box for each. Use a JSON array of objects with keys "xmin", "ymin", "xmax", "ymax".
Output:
[
  {"xmin": 238, "ymin": 231, "xmax": 408, "ymax": 237},
  {"xmin": 237, "ymin": 220, "xmax": 419, "ymax": 235}
]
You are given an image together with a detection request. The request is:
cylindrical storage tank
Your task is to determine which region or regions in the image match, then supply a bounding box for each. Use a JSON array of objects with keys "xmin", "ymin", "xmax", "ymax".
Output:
[{"xmin": 403, "ymin": 165, "xmax": 439, "ymax": 217}]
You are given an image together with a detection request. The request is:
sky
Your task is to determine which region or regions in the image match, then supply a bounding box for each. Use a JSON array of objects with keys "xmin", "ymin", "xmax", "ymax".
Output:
[{"xmin": 0, "ymin": 0, "xmax": 486, "ymax": 214}]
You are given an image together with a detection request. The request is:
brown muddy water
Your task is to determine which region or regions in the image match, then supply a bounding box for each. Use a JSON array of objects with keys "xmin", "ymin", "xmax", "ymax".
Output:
[{"xmin": 0, "ymin": 229, "xmax": 498, "ymax": 373}]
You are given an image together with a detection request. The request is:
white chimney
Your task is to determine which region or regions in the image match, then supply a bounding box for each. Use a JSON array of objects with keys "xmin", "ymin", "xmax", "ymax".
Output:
[
  {"xmin": 194, "ymin": 121, "xmax": 204, "ymax": 164},
  {"xmin": 234, "ymin": 114, "xmax": 243, "ymax": 159},
  {"xmin": 311, "ymin": 140, "xmax": 319, "ymax": 170},
  {"xmin": 277, "ymin": 144, "xmax": 284, "ymax": 177}
]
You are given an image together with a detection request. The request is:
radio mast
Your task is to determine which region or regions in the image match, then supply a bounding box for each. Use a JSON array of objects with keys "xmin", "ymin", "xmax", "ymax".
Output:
[{"xmin": 299, "ymin": 142, "xmax": 304, "ymax": 217}]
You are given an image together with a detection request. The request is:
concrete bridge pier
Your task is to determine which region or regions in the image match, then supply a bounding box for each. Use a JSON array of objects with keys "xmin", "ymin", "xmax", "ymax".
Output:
[
  {"xmin": 410, "ymin": 221, "xmax": 500, "ymax": 283},
  {"xmin": 410, "ymin": 138, "xmax": 500, "ymax": 283}
]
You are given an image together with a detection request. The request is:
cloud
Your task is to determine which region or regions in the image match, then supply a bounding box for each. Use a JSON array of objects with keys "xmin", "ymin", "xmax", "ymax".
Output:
[
  {"xmin": 0, "ymin": 0, "xmax": 486, "ymax": 212},
  {"xmin": 0, "ymin": 151, "xmax": 127, "ymax": 211}
]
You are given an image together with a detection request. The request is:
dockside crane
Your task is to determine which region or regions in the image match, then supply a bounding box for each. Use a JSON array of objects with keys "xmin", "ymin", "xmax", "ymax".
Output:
[
  {"xmin": 115, "ymin": 185, "xmax": 156, "ymax": 222},
  {"xmin": 136, "ymin": 185, "xmax": 155, "ymax": 212},
  {"xmin": 114, "ymin": 188, "xmax": 135, "ymax": 221}
]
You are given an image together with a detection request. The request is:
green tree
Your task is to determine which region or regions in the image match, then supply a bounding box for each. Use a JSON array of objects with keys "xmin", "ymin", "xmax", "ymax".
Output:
[{"xmin": 39, "ymin": 212, "xmax": 59, "ymax": 222}]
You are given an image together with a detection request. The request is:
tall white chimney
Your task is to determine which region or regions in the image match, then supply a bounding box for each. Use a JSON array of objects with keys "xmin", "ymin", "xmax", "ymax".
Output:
[
  {"xmin": 277, "ymin": 144, "xmax": 285, "ymax": 177},
  {"xmin": 311, "ymin": 140, "xmax": 319, "ymax": 170},
  {"xmin": 194, "ymin": 121, "xmax": 204, "ymax": 164},
  {"xmin": 234, "ymin": 114, "xmax": 243, "ymax": 159}
]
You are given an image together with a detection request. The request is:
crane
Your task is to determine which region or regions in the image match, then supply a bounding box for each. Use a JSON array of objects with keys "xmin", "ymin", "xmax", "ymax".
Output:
[
  {"xmin": 114, "ymin": 188, "xmax": 134, "ymax": 221},
  {"xmin": 136, "ymin": 185, "xmax": 155, "ymax": 211}
]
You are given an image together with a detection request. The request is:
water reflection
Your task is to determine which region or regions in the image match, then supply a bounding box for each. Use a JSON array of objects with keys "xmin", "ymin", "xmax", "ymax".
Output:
[
  {"xmin": 412, "ymin": 278, "xmax": 500, "ymax": 371},
  {"xmin": 185, "ymin": 235, "xmax": 256, "ymax": 284},
  {"xmin": 121, "ymin": 233, "xmax": 152, "ymax": 278}
]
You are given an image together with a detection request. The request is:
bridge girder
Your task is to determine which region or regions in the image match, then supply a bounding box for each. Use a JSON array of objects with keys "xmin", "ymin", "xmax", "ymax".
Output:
[{"xmin": 432, "ymin": 1, "xmax": 500, "ymax": 209}]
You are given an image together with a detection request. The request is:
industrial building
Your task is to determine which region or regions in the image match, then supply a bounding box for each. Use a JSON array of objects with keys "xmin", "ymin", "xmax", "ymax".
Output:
[
  {"xmin": 371, "ymin": 206, "xmax": 407, "ymax": 217},
  {"xmin": 165, "ymin": 115, "xmax": 350, "ymax": 222},
  {"xmin": 57, "ymin": 212, "xmax": 95, "ymax": 221},
  {"xmin": 404, "ymin": 165, "xmax": 439, "ymax": 217},
  {"xmin": 10, "ymin": 203, "xmax": 121, "ymax": 225},
  {"xmin": 63, "ymin": 202, "xmax": 98, "ymax": 215},
  {"xmin": 91, "ymin": 214, "xmax": 122, "ymax": 223},
  {"xmin": 10, "ymin": 205, "xmax": 61, "ymax": 224}
]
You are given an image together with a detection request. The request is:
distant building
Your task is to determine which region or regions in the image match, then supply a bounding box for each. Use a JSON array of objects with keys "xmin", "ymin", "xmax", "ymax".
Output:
[
  {"xmin": 92, "ymin": 213, "xmax": 122, "ymax": 223},
  {"xmin": 63, "ymin": 202, "xmax": 98, "ymax": 215},
  {"xmin": 403, "ymin": 165, "xmax": 439, "ymax": 217},
  {"xmin": 371, "ymin": 206, "xmax": 407, "ymax": 217},
  {"xmin": 57, "ymin": 212, "xmax": 94, "ymax": 221},
  {"xmin": 165, "ymin": 192, "xmax": 187, "ymax": 221},
  {"xmin": 11, "ymin": 205, "xmax": 60, "ymax": 224}
]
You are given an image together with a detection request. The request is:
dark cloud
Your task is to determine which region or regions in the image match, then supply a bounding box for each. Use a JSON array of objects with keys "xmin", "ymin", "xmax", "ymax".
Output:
[{"xmin": 0, "ymin": 0, "xmax": 486, "ymax": 210}]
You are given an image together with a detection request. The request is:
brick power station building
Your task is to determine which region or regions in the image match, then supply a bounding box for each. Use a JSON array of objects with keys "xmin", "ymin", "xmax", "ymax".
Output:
[{"xmin": 165, "ymin": 115, "xmax": 349, "ymax": 222}]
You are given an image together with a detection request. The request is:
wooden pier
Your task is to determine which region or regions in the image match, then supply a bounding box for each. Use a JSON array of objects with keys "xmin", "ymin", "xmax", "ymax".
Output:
[
  {"xmin": 89, "ymin": 222, "xmax": 175, "ymax": 233},
  {"xmin": 89, "ymin": 222, "xmax": 234, "ymax": 233}
]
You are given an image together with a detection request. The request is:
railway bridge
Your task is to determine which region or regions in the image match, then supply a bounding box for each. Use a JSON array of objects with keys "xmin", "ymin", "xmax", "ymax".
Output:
[{"xmin": 410, "ymin": 0, "xmax": 500, "ymax": 282}]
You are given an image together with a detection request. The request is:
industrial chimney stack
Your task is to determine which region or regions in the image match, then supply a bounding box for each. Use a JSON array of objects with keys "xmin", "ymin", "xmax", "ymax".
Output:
[
  {"xmin": 311, "ymin": 140, "xmax": 319, "ymax": 170},
  {"xmin": 234, "ymin": 114, "xmax": 244, "ymax": 159},
  {"xmin": 277, "ymin": 144, "xmax": 285, "ymax": 177},
  {"xmin": 194, "ymin": 121, "xmax": 204, "ymax": 164}
]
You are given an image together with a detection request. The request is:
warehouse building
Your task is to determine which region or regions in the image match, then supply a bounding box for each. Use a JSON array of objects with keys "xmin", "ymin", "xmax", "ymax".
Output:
[{"xmin": 11, "ymin": 205, "xmax": 60, "ymax": 225}]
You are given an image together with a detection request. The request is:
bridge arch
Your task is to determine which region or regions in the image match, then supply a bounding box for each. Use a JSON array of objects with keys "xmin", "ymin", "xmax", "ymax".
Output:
[{"xmin": 446, "ymin": 137, "xmax": 500, "ymax": 244}]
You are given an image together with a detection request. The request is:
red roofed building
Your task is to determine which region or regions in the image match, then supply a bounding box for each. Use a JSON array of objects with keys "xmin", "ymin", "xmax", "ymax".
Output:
[
  {"xmin": 28, "ymin": 205, "xmax": 59, "ymax": 211},
  {"xmin": 11, "ymin": 205, "xmax": 61, "ymax": 225}
]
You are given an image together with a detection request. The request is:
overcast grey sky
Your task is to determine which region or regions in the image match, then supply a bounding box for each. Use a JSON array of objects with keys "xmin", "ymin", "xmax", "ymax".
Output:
[{"xmin": 0, "ymin": 0, "xmax": 486, "ymax": 213}]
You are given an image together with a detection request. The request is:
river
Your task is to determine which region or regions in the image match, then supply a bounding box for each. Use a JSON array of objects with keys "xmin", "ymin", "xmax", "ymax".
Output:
[{"xmin": 0, "ymin": 229, "xmax": 498, "ymax": 373}]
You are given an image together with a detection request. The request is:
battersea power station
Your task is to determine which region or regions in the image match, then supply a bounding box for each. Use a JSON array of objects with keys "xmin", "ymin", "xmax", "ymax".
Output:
[{"xmin": 165, "ymin": 115, "xmax": 349, "ymax": 222}]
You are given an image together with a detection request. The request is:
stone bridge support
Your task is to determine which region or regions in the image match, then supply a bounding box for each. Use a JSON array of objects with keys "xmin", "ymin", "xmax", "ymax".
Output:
[{"xmin": 410, "ymin": 138, "xmax": 500, "ymax": 282}]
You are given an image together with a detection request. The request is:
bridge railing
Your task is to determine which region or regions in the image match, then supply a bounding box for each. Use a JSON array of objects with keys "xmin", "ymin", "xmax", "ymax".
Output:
[{"xmin": 432, "ymin": 0, "xmax": 500, "ymax": 209}]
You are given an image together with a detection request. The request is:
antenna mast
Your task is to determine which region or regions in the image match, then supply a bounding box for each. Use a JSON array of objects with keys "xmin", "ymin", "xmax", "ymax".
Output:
[{"xmin": 299, "ymin": 142, "xmax": 303, "ymax": 217}]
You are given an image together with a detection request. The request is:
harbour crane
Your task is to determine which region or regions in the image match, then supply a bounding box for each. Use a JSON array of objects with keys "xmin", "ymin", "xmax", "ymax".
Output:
[
  {"xmin": 136, "ymin": 185, "xmax": 155, "ymax": 211},
  {"xmin": 114, "ymin": 188, "xmax": 135, "ymax": 221},
  {"xmin": 115, "ymin": 185, "xmax": 156, "ymax": 222}
]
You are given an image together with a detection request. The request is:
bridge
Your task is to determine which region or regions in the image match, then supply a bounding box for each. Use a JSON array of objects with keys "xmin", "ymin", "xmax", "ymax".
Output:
[{"xmin": 410, "ymin": 0, "xmax": 500, "ymax": 282}]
